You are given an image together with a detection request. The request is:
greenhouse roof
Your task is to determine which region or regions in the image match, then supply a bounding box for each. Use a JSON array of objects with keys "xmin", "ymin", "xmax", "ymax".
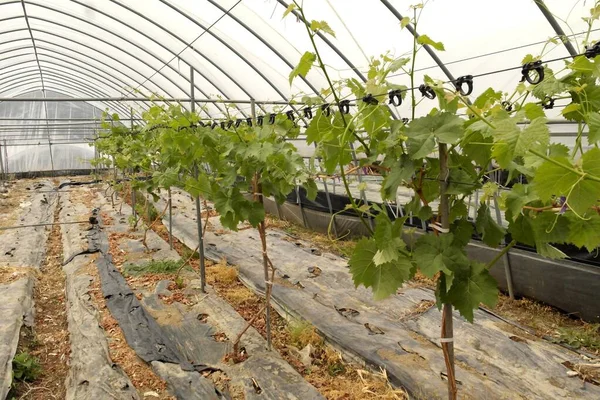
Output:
[{"xmin": 0, "ymin": 0, "xmax": 594, "ymax": 119}]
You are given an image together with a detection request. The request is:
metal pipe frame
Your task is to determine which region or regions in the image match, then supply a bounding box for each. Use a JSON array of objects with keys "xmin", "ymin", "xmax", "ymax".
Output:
[
  {"xmin": 0, "ymin": 73, "xmax": 133, "ymax": 117},
  {"xmin": 22, "ymin": 2, "xmax": 251, "ymax": 116},
  {"xmin": 534, "ymin": 0, "xmax": 578, "ymax": 57},
  {"xmin": 0, "ymin": 41, "xmax": 156, "ymax": 112}
]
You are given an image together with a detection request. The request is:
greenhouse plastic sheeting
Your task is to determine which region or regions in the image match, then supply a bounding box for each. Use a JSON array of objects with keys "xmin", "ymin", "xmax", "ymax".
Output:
[
  {"xmin": 0, "ymin": 1, "xmax": 593, "ymax": 116},
  {"xmin": 0, "ymin": 90, "xmax": 102, "ymax": 172},
  {"xmin": 0, "ymin": 1, "xmax": 595, "ymax": 173}
]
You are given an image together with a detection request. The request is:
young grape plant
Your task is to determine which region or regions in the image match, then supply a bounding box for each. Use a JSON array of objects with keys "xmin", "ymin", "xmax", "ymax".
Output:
[
  {"xmin": 287, "ymin": 1, "xmax": 600, "ymax": 399},
  {"xmin": 94, "ymin": 104, "xmax": 317, "ymax": 354}
]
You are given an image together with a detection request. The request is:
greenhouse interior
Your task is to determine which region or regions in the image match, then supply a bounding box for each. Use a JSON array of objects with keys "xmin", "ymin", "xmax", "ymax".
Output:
[{"xmin": 1, "ymin": 1, "xmax": 600, "ymax": 399}]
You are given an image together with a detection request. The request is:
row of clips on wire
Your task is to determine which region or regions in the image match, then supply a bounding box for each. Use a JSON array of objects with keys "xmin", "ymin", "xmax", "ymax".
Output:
[{"xmin": 196, "ymin": 42, "xmax": 600, "ymax": 129}]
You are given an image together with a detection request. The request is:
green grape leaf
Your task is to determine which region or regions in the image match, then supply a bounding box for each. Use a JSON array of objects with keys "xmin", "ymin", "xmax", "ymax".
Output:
[
  {"xmin": 492, "ymin": 117, "xmax": 549, "ymax": 169},
  {"xmin": 304, "ymin": 178, "xmax": 318, "ymax": 201},
  {"xmin": 289, "ymin": 51, "xmax": 316, "ymax": 85},
  {"xmin": 389, "ymin": 57, "xmax": 410, "ymax": 73},
  {"xmin": 381, "ymin": 155, "xmax": 415, "ymax": 200},
  {"xmin": 413, "ymin": 234, "xmax": 469, "ymax": 285},
  {"xmin": 562, "ymin": 103, "xmax": 582, "ymax": 116},
  {"xmin": 502, "ymin": 183, "xmax": 538, "ymax": 219},
  {"xmin": 406, "ymin": 113, "xmax": 463, "ymax": 159},
  {"xmin": 349, "ymin": 238, "xmax": 413, "ymax": 300},
  {"xmin": 532, "ymin": 157, "xmax": 578, "ymax": 200},
  {"xmin": 446, "ymin": 261, "xmax": 498, "ymax": 322},
  {"xmin": 586, "ymin": 112, "xmax": 600, "ymax": 145},
  {"xmin": 450, "ymin": 200, "xmax": 468, "ymax": 221},
  {"xmin": 451, "ymin": 218, "xmax": 474, "ymax": 247},
  {"xmin": 566, "ymin": 213, "xmax": 600, "ymax": 252},
  {"xmin": 523, "ymin": 103, "xmax": 545, "ymax": 120},
  {"xmin": 508, "ymin": 214, "xmax": 536, "ymax": 247},
  {"xmin": 400, "ymin": 16, "xmax": 410, "ymax": 29},
  {"xmin": 473, "ymin": 88, "xmax": 502, "ymax": 109},
  {"xmin": 417, "ymin": 34, "xmax": 445, "ymax": 51},
  {"xmin": 282, "ymin": 3, "xmax": 296, "ymax": 18},
  {"xmin": 446, "ymin": 167, "xmax": 478, "ymax": 195},
  {"xmin": 310, "ymin": 20, "xmax": 336, "ymax": 37},
  {"xmin": 475, "ymin": 203, "xmax": 505, "ymax": 247},
  {"xmin": 537, "ymin": 243, "xmax": 568, "ymax": 259},
  {"xmin": 372, "ymin": 214, "xmax": 406, "ymax": 265},
  {"xmin": 305, "ymin": 109, "xmax": 331, "ymax": 144},
  {"xmin": 418, "ymin": 205, "xmax": 433, "ymax": 221}
]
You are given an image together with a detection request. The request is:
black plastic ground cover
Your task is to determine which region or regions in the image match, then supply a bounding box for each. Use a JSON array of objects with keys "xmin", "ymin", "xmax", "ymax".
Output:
[
  {"xmin": 288, "ymin": 186, "xmax": 600, "ymax": 266},
  {"xmin": 83, "ymin": 215, "xmax": 216, "ymax": 376}
]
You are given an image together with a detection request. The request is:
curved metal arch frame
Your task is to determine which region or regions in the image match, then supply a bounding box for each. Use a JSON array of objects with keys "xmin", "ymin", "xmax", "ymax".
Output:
[
  {"xmin": 21, "ymin": 2, "xmax": 252, "ymax": 116},
  {"xmin": 0, "ymin": 39, "xmax": 165, "ymax": 113},
  {"xmin": 0, "ymin": 60, "xmax": 126, "ymax": 98},
  {"xmin": 0, "ymin": 0, "xmax": 576, "ymax": 121},
  {"xmin": 119, "ymin": 0, "xmax": 306, "ymax": 109},
  {"xmin": 2, "ymin": 80, "xmax": 134, "ymax": 118},
  {"xmin": 0, "ymin": 31, "xmax": 219, "ymax": 118},
  {"xmin": 0, "ymin": 73, "xmax": 133, "ymax": 116},
  {"xmin": 0, "ymin": 60, "xmax": 141, "ymax": 115},
  {"xmin": 67, "ymin": 0, "xmax": 261, "ymax": 115},
  {"xmin": 0, "ymin": 69, "xmax": 134, "ymax": 116}
]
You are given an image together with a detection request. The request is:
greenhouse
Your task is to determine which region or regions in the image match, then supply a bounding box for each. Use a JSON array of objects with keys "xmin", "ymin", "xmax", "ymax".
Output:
[{"xmin": 1, "ymin": 0, "xmax": 600, "ymax": 399}]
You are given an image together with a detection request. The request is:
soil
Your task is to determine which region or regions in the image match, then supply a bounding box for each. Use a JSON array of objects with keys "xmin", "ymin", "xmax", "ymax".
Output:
[
  {"xmin": 139, "ymin": 196, "xmax": 409, "ymax": 399},
  {"xmin": 10, "ymin": 191, "xmax": 70, "ymax": 400}
]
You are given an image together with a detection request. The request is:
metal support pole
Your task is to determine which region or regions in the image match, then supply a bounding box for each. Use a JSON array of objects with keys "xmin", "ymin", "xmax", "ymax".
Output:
[
  {"xmin": 534, "ymin": 0, "xmax": 578, "ymax": 57},
  {"xmin": 3, "ymin": 140, "xmax": 9, "ymax": 176},
  {"xmin": 168, "ymin": 188, "xmax": 173, "ymax": 250},
  {"xmin": 0, "ymin": 142, "xmax": 4, "ymax": 182},
  {"xmin": 191, "ymin": 65, "xmax": 206, "ymax": 293},
  {"xmin": 493, "ymin": 195, "xmax": 515, "ymax": 299}
]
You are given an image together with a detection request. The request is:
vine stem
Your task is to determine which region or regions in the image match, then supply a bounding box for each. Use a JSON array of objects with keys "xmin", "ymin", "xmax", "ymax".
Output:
[
  {"xmin": 485, "ymin": 240, "xmax": 517, "ymax": 270},
  {"xmin": 293, "ymin": 1, "xmax": 373, "ymax": 235},
  {"xmin": 293, "ymin": 1, "xmax": 370, "ymax": 156},
  {"xmin": 438, "ymin": 142, "xmax": 457, "ymax": 400},
  {"xmin": 529, "ymin": 149, "xmax": 600, "ymax": 182}
]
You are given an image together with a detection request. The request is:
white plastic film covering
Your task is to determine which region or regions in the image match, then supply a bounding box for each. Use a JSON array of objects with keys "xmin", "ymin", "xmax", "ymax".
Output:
[
  {"xmin": 0, "ymin": 90, "xmax": 103, "ymax": 173},
  {"xmin": 0, "ymin": 0, "xmax": 596, "ymax": 172}
]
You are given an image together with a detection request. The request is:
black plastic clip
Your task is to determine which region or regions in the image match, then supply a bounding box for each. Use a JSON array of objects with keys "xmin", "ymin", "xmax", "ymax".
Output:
[
  {"xmin": 388, "ymin": 89, "xmax": 403, "ymax": 106},
  {"xmin": 303, "ymin": 107, "xmax": 313, "ymax": 119},
  {"xmin": 235, "ymin": 119, "xmax": 242, "ymax": 128},
  {"xmin": 454, "ymin": 75, "xmax": 473, "ymax": 96},
  {"xmin": 286, "ymin": 110, "xmax": 295, "ymax": 121},
  {"xmin": 211, "ymin": 122, "xmax": 218, "ymax": 130},
  {"xmin": 520, "ymin": 60, "xmax": 544, "ymax": 85},
  {"xmin": 362, "ymin": 94, "xmax": 379, "ymax": 105},
  {"xmin": 198, "ymin": 121, "xmax": 206, "ymax": 128},
  {"xmin": 246, "ymin": 117, "xmax": 253, "ymax": 126},
  {"xmin": 226, "ymin": 120, "xmax": 234, "ymax": 129},
  {"xmin": 542, "ymin": 96, "xmax": 555, "ymax": 110},
  {"xmin": 257, "ymin": 115, "xmax": 264, "ymax": 126},
  {"xmin": 401, "ymin": 117, "xmax": 409, "ymax": 124},
  {"xmin": 339, "ymin": 100, "xmax": 351, "ymax": 114},
  {"xmin": 419, "ymin": 84, "xmax": 436, "ymax": 99},
  {"xmin": 501, "ymin": 101, "xmax": 513, "ymax": 112},
  {"xmin": 269, "ymin": 113, "xmax": 276, "ymax": 125},
  {"xmin": 220, "ymin": 121, "xmax": 226, "ymax": 130},
  {"xmin": 585, "ymin": 41, "xmax": 600, "ymax": 59},
  {"xmin": 321, "ymin": 103, "xmax": 331, "ymax": 117}
]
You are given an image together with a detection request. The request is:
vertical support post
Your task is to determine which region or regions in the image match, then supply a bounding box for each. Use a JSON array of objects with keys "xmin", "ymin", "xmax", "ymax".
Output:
[
  {"xmin": 0, "ymin": 143, "xmax": 4, "ymax": 182},
  {"xmin": 191, "ymin": 65, "xmax": 206, "ymax": 293},
  {"xmin": 168, "ymin": 187, "xmax": 173, "ymax": 250},
  {"xmin": 439, "ymin": 143, "xmax": 456, "ymax": 400},
  {"xmin": 4, "ymin": 140, "xmax": 9, "ymax": 176},
  {"xmin": 493, "ymin": 195, "xmax": 515, "ymax": 299}
]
